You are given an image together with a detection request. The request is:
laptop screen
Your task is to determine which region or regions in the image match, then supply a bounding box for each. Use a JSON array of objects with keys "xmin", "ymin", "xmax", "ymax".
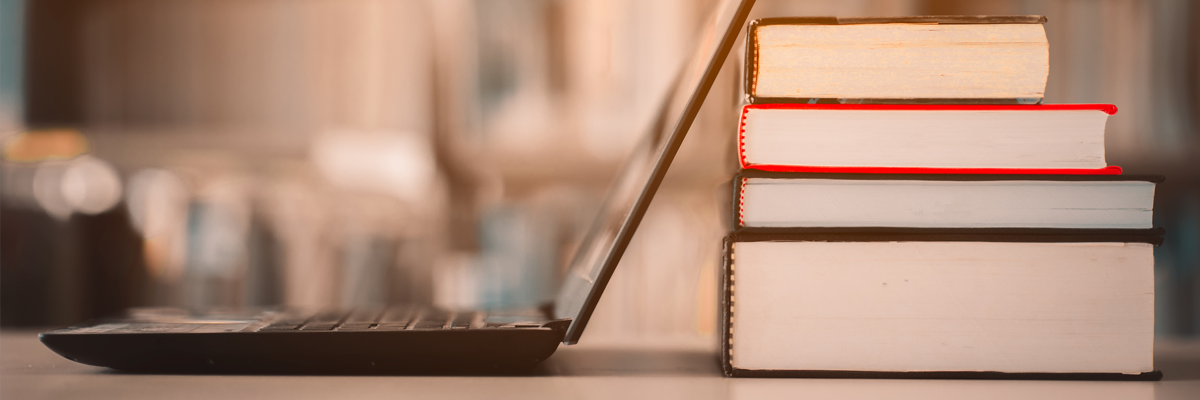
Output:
[{"xmin": 553, "ymin": 0, "xmax": 755, "ymax": 344}]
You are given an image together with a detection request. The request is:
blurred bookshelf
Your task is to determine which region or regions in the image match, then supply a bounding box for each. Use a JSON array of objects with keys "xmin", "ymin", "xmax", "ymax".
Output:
[{"xmin": 1, "ymin": 0, "xmax": 1198, "ymax": 342}]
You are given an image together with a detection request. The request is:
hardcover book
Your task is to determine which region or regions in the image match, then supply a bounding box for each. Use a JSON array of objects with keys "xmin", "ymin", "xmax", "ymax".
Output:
[
  {"xmin": 720, "ymin": 232, "xmax": 1163, "ymax": 380},
  {"xmin": 744, "ymin": 16, "xmax": 1049, "ymax": 104},
  {"xmin": 737, "ymin": 103, "xmax": 1121, "ymax": 175},
  {"xmin": 732, "ymin": 171, "xmax": 1162, "ymax": 232}
]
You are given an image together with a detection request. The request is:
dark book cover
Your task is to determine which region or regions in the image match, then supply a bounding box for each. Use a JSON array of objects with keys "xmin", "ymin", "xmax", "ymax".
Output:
[
  {"xmin": 743, "ymin": 16, "xmax": 1049, "ymax": 105},
  {"xmin": 720, "ymin": 232, "xmax": 1164, "ymax": 380}
]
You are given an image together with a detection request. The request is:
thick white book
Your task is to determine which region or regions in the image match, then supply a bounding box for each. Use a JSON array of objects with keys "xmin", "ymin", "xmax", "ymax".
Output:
[{"xmin": 721, "ymin": 233, "xmax": 1162, "ymax": 380}]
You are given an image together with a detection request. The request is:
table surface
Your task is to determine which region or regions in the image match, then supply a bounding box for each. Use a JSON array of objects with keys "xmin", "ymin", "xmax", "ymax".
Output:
[{"xmin": 4, "ymin": 330, "xmax": 1200, "ymax": 400}]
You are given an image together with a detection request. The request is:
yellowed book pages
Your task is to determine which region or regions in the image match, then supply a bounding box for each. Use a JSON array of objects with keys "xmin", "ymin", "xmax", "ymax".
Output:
[{"xmin": 751, "ymin": 22, "xmax": 1048, "ymax": 101}]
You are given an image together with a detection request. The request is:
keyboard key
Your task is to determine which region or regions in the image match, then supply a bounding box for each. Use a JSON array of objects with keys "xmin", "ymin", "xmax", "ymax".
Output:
[
  {"xmin": 336, "ymin": 322, "xmax": 374, "ymax": 331},
  {"xmin": 419, "ymin": 308, "xmax": 449, "ymax": 321},
  {"xmin": 410, "ymin": 320, "xmax": 446, "ymax": 330},
  {"xmin": 299, "ymin": 311, "xmax": 347, "ymax": 331},
  {"xmin": 344, "ymin": 309, "xmax": 383, "ymax": 324},
  {"xmin": 257, "ymin": 310, "xmax": 311, "ymax": 331},
  {"xmin": 258, "ymin": 324, "xmax": 301, "ymax": 332},
  {"xmin": 379, "ymin": 306, "xmax": 416, "ymax": 324},
  {"xmin": 450, "ymin": 312, "xmax": 475, "ymax": 329},
  {"xmin": 404, "ymin": 308, "xmax": 440, "ymax": 329},
  {"xmin": 414, "ymin": 308, "xmax": 452, "ymax": 329},
  {"xmin": 267, "ymin": 312, "xmax": 312, "ymax": 328}
]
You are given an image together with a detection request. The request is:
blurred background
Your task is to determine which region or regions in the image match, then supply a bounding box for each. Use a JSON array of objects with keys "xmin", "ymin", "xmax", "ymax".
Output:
[{"xmin": 0, "ymin": 0, "xmax": 1197, "ymax": 342}]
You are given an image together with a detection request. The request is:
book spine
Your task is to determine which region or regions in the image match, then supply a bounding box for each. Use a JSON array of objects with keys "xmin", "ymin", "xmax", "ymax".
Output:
[
  {"xmin": 720, "ymin": 236, "xmax": 735, "ymax": 377},
  {"xmin": 743, "ymin": 19, "xmax": 758, "ymax": 103},
  {"xmin": 732, "ymin": 174, "xmax": 746, "ymax": 230},
  {"xmin": 736, "ymin": 106, "xmax": 750, "ymax": 170}
]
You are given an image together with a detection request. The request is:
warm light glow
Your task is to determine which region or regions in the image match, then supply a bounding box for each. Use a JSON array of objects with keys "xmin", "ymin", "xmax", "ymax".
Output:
[
  {"xmin": 2, "ymin": 129, "xmax": 88, "ymax": 162},
  {"xmin": 310, "ymin": 130, "xmax": 436, "ymax": 203},
  {"xmin": 61, "ymin": 155, "xmax": 123, "ymax": 215},
  {"xmin": 32, "ymin": 161, "xmax": 72, "ymax": 220},
  {"xmin": 31, "ymin": 155, "xmax": 124, "ymax": 220},
  {"xmin": 126, "ymin": 169, "xmax": 191, "ymax": 279}
]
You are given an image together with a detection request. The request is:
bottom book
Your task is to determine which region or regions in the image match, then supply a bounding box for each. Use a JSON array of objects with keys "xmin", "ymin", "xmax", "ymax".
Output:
[{"xmin": 721, "ymin": 232, "xmax": 1163, "ymax": 380}]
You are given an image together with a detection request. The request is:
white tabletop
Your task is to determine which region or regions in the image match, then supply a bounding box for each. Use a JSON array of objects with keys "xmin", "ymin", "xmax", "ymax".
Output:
[{"xmin": 3, "ymin": 330, "xmax": 1199, "ymax": 400}]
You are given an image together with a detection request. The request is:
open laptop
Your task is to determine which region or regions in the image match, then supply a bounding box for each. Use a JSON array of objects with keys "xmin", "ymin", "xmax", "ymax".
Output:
[{"xmin": 39, "ymin": 0, "xmax": 756, "ymax": 374}]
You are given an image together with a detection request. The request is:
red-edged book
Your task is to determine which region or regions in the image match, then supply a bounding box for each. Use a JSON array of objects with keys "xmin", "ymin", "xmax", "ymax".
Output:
[{"xmin": 737, "ymin": 104, "xmax": 1121, "ymax": 175}]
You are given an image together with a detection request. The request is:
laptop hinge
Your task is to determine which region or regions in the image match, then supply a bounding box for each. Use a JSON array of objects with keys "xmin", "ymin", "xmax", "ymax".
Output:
[{"xmin": 540, "ymin": 318, "xmax": 572, "ymax": 333}]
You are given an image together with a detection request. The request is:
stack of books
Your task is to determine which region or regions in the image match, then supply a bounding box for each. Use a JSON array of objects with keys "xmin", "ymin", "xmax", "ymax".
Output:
[{"xmin": 721, "ymin": 16, "xmax": 1164, "ymax": 380}]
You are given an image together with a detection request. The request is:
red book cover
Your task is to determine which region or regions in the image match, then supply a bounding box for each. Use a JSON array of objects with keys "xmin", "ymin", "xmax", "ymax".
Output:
[{"xmin": 737, "ymin": 103, "xmax": 1122, "ymax": 175}]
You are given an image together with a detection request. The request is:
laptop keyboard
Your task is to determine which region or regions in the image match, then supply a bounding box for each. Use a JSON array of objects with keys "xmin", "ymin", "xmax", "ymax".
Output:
[{"xmin": 254, "ymin": 306, "xmax": 505, "ymax": 332}]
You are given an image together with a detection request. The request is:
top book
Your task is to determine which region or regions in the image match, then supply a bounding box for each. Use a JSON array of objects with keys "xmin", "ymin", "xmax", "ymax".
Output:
[{"xmin": 744, "ymin": 16, "xmax": 1049, "ymax": 104}]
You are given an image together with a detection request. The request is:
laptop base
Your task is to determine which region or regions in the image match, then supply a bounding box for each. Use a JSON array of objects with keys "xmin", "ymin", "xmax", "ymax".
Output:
[{"xmin": 41, "ymin": 315, "xmax": 569, "ymax": 375}]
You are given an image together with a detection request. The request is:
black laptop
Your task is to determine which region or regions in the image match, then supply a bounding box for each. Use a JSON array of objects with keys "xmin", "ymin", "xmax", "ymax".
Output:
[{"xmin": 39, "ymin": 0, "xmax": 757, "ymax": 374}]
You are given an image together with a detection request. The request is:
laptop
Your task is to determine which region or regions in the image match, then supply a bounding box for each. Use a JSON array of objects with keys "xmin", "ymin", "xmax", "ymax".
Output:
[{"xmin": 39, "ymin": 0, "xmax": 756, "ymax": 374}]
